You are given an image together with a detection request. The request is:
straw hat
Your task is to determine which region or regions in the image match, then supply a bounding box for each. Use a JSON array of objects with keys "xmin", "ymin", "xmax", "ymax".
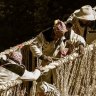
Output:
[{"xmin": 74, "ymin": 5, "xmax": 96, "ymax": 20}]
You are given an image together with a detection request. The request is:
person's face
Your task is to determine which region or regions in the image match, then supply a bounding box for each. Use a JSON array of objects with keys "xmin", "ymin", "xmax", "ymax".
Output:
[
  {"xmin": 53, "ymin": 27, "xmax": 67, "ymax": 39},
  {"xmin": 78, "ymin": 19, "xmax": 94, "ymax": 27}
]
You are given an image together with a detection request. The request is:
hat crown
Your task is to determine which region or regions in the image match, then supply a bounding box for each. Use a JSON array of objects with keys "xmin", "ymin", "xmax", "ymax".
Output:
[
  {"xmin": 80, "ymin": 5, "xmax": 93, "ymax": 15},
  {"xmin": 74, "ymin": 5, "xmax": 96, "ymax": 20}
]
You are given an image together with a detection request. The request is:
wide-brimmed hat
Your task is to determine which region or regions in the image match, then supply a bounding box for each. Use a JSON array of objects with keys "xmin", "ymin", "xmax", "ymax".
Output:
[{"xmin": 74, "ymin": 5, "xmax": 96, "ymax": 20}]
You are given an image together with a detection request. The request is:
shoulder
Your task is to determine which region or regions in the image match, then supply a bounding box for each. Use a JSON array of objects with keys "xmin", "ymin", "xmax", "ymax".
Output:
[
  {"xmin": 70, "ymin": 29, "xmax": 85, "ymax": 40},
  {"xmin": 71, "ymin": 29, "xmax": 86, "ymax": 45}
]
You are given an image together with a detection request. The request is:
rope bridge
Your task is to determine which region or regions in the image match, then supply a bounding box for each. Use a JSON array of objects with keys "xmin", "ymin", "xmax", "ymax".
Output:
[
  {"xmin": 0, "ymin": 80, "xmax": 25, "ymax": 96},
  {"xmin": 54, "ymin": 44, "xmax": 96, "ymax": 96},
  {"xmin": 30, "ymin": 43, "xmax": 96, "ymax": 96},
  {"xmin": 0, "ymin": 38, "xmax": 96, "ymax": 96}
]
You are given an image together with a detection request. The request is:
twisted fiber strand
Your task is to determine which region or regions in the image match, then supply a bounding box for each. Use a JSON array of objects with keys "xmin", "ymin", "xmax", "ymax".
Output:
[
  {"xmin": 0, "ymin": 80, "xmax": 23, "ymax": 96},
  {"xmin": 90, "ymin": 45, "xmax": 96, "ymax": 96},
  {"xmin": 42, "ymin": 44, "xmax": 95, "ymax": 75},
  {"xmin": 0, "ymin": 39, "xmax": 34, "ymax": 56},
  {"xmin": 0, "ymin": 80, "xmax": 22, "ymax": 91},
  {"xmin": 41, "ymin": 44, "xmax": 96, "ymax": 96},
  {"xmin": 54, "ymin": 47, "xmax": 92, "ymax": 96}
]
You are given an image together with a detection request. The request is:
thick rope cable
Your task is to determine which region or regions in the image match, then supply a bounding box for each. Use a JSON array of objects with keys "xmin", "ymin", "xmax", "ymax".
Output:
[{"xmin": 41, "ymin": 44, "xmax": 95, "ymax": 73}]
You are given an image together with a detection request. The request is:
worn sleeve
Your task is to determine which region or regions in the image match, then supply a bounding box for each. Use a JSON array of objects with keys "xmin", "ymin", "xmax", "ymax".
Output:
[
  {"xmin": 71, "ymin": 30, "xmax": 86, "ymax": 46},
  {"xmin": 30, "ymin": 33, "xmax": 44, "ymax": 57},
  {"xmin": 2, "ymin": 63, "xmax": 25, "ymax": 76},
  {"xmin": 75, "ymin": 34, "xmax": 86, "ymax": 46},
  {"xmin": 66, "ymin": 13, "xmax": 75, "ymax": 23},
  {"xmin": 20, "ymin": 69, "xmax": 41, "ymax": 80}
]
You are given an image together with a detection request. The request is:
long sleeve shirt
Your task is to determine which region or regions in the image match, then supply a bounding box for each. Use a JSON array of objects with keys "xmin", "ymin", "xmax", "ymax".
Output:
[
  {"xmin": 30, "ymin": 30, "xmax": 86, "ymax": 84},
  {"xmin": 30, "ymin": 30, "xmax": 85, "ymax": 59},
  {"xmin": 66, "ymin": 9, "xmax": 96, "ymax": 44}
]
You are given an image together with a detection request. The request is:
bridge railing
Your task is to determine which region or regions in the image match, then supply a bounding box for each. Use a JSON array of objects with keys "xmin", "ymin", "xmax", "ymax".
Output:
[
  {"xmin": 0, "ymin": 80, "xmax": 25, "ymax": 96},
  {"xmin": 0, "ymin": 35, "xmax": 96, "ymax": 96}
]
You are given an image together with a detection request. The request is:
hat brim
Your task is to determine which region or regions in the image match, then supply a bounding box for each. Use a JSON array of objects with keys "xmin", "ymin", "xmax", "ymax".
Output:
[{"xmin": 74, "ymin": 9, "xmax": 96, "ymax": 20}]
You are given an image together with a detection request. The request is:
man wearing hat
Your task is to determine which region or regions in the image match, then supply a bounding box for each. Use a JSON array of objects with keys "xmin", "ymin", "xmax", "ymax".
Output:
[
  {"xmin": 66, "ymin": 5, "xmax": 96, "ymax": 44},
  {"xmin": 30, "ymin": 19, "xmax": 86, "ymax": 96}
]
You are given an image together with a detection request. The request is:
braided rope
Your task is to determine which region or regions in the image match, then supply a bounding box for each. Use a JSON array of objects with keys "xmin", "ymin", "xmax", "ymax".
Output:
[
  {"xmin": 41, "ymin": 44, "xmax": 95, "ymax": 73},
  {"xmin": 0, "ymin": 80, "xmax": 22, "ymax": 91},
  {"xmin": 0, "ymin": 39, "xmax": 34, "ymax": 56}
]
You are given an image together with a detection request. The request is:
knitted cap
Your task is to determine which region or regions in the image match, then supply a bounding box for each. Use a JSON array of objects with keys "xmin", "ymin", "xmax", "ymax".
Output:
[
  {"xmin": 54, "ymin": 19, "xmax": 68, "ymax": 32},
  {"xmin": 9, "ymin": 51, "xmax": 22, "ymax": 64}
]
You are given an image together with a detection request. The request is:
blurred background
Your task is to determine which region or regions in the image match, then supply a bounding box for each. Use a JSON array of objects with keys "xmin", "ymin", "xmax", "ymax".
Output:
[{"xmin": 0, "ymin": 0, "xmax": 95, "ymax": 52}]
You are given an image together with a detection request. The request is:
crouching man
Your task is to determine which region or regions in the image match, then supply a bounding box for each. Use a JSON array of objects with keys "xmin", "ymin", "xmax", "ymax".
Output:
[
  {"xmin": 30, "ymin": 19, "xmax": 86, "ymax": 96},
  {"xmin": 0, "ymin": 51, "xmax": 42, "ymax": 81}
]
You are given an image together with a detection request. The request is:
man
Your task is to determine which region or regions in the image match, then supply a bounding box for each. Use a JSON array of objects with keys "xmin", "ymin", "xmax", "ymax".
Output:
[
  {"xmin": 0, "ymin": 51, "xmax": 42, "ymax": 81},
  {"xmin": 66, "ymin": 5, "xmax": 96, "ymax": 44},
  {"xmin": 30, "ymin": 19, "xmax": 86, "ymax": 96}
]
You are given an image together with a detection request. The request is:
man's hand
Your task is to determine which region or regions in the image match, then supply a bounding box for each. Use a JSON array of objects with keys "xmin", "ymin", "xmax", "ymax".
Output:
[
  {"xmin": 66, "ymin": 40, "xmax": 75, "ymax": 54},
  {"xmin": 36, "ymin": 66, "xmax": 49, "ymax": 73},
  {"xmin": 39, "ymin": 55, "xmax": 53, "ymax": 62},
  {"xmin": 45, "ymin": 56, "xmax": 53, "ymax": 62},
  {"xmin": 78, "ymin": 44, "xmax": 85, "ymax": 55}
]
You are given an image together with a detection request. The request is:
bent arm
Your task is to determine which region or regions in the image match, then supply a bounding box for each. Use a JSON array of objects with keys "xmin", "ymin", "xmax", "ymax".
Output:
[
  {"xmin": 71, "ymin": 30, "xmax": 86, "ymax": 46},
  {"xmin": 30, "ymin": 33, "xmax": 44, "ymax": 57},
  {"xmin": 20, "ymin": 69, "xmax": 41, "ymax": 80},
  {"xmin": 76, "ymin": 35, "xmax": 86, "ymax": 46},
  {"xmin": 66, "ymin": 13, "xmax": 75, "ymax": 23},
  {"xmin": 2, "ymin": 63, "xmax": 41, "ymax": 81}
]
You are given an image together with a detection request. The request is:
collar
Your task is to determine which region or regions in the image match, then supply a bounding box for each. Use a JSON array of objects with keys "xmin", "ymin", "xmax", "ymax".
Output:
[{"xmin": 63, "ymin": 30, "xmax": 71, "ymax": 41}]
